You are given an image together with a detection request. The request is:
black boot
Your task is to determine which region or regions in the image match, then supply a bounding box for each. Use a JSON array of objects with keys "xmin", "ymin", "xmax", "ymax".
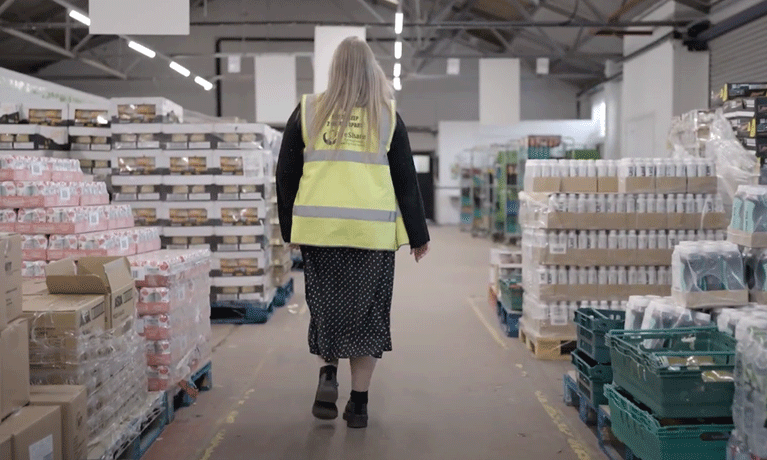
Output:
[
  {"xmin": 342, "ymin": 391, "xmax": 368, "ymax": 428},
  {"xmin": 312, "ymin": 365, "xmax": 339, "ymax": 420}
]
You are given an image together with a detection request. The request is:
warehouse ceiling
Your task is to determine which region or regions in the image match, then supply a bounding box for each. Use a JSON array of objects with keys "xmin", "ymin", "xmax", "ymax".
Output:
[{"xmin": 0, "ymin": 0, "xmax": 712, "ymax": 89}]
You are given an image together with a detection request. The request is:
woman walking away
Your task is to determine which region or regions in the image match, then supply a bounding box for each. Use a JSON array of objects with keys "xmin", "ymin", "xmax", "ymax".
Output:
[{"xmin": 276, "ymin": 36, "xmax": 430, "ymax": 429}]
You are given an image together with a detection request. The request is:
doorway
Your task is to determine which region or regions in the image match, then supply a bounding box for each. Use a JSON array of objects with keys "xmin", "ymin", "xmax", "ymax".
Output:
[{"xmin": 413, "ymin": 152, "xmax": 435, "ymax": 221}]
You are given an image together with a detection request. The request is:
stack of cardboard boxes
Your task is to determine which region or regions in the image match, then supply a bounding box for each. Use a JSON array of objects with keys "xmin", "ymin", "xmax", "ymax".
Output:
[
  {"xmin": 519, "ymin": 159, "xmax": 729, "ymax": 358},
  {"xmin": 0, "ymin": 232, "xmax": 89, "ymax": 460},
  {"xmin": 20, "ymin": 255, "xmax": 149, "ymax": 459}
]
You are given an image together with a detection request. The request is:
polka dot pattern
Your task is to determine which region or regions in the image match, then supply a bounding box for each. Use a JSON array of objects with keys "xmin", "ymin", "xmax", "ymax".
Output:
[{"xmin": 301, "ymin": 245, "xmax": 395, "ymax": 360}]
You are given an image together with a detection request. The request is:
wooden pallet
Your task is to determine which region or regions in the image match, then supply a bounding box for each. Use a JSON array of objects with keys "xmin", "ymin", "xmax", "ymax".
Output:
[{"xmin": 518, "ymin": 319, "xmax": 576, "ymax": 360}]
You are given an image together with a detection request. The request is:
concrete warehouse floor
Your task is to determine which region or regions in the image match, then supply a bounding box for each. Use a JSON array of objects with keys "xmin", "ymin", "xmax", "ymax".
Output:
[{"xmin": 144, "ymin": 226, "xmax": 602, "ymax": 460}]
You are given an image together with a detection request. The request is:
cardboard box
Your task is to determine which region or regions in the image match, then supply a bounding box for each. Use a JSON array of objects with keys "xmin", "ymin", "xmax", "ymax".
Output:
[
  {"xmin": 30, "ymin": 385, "xmax": 87, "ymax": 460},
  {"xmin": 618, "ymin": 176, "xmax": 655, "ymax": 194},
  {"xmin": 0, "ymin": 405, "xmax": 63, "ymax": 460},
  {"xmin": 655, "ymin": 177, "xmax": 687, "ymax": 194},
  {"xmin": 21, "ymin": 294, "xmax": 107, "ymax": 342},
  {"xmin": 631, "ymin": 213, "xmax": 667, "ymax": 230},
  {"xmin": 522, "ymin": 313, "xmax": 577, "ymax": 337},
  {"xmin": 528, "ymin": 283, "xmax": 671, "ymax": 302},
  {"xmin": 728, "ymin": 228, "xmax": 767, "ymax": 248},
  {"xmin": 530, "ymin": 247, "xmax": 672, "ymax": 267},
  {"xmin": 672, "ymin": 289, "xmax": 749, "ymax": 309},
  {"xmin": 525, "ymin": 177, "xmax": 560, "ymax": 193},
  {"xmin": 0, "ymin": 432, "xmax": 10, "ymax": 460},
  {"xmin": 597, "ymin": 177, "xmax": 618, "ymax": 193},
  {"xmin": 741, "ymin": 137, "xmax": 767, "ymax": 158},
  {"xmin": 687, "ymin": 177, "xmax": 718, "ymax": 194},
  {"xmin": 22, "ymin": 279, "xmax": 49, "ymax": 297},
  {"xmin": 751, "ymin": 290, "xmax": 767, "ymax": 304},
  {"xmin": 0, "ymin": 232, "xmax": 22, "ymax": 324},
  {"xmin": 45, "ymin": 257, "xmax": 136, "ymax": 330},
  {"xmin": 561, "ymin": 177, "xmax": 598, "ymax": 193},
  {"xmin": 1, "ymin": 318, "xmax": 30, "ymax": 420}
]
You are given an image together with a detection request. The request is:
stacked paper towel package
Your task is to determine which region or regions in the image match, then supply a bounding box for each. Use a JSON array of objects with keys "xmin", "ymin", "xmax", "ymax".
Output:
[{"xmin": 519, "ymin": 158, "xmax": 728, "ymax": 340}]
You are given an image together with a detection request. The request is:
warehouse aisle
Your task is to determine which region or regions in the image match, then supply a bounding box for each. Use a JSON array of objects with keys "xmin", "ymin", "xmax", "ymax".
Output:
[{"xmin": 144, "ymin": 226, "xmax": 601, "ymax": 460}]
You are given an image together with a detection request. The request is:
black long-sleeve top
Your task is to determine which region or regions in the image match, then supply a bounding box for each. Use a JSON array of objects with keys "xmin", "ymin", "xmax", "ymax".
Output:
[{"xmin": 276, "ymin": 105, "xmax": 430, "ymax": 249}]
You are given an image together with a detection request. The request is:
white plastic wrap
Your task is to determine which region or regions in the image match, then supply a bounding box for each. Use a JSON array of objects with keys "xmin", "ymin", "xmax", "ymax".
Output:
[
  {"xmin": 129, "ymin": 249, "xmax": 212, "ymax": 392},
  {"xmin": 672, "ymin": 241, "xmax": 746, "ymax": 294},
  {"xmin": 27, "ymin": 307, "xmax": 148, "ymax": 444},
  {"xmin": 732, "ymin": 325, "xmax": 767, "ymax": 458},
  {"xmin": 670, "ymin": 109, "xmax": 758, "ymax": 210}
]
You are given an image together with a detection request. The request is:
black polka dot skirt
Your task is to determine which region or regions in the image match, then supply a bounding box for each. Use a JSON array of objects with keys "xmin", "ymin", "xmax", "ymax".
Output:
[{"xmin": 300, "ymin": 245, "xmax": 395, "ymax": 360}]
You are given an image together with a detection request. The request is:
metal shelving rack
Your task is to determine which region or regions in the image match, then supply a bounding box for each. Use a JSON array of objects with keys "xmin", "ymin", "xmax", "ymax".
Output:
[
  {"xmin": 457, "ymin": 148, "xmax": 495, "ymax": 236},
  {"xmin": 490, "ymin": 142, "xmax": 521, "ymax": 242}
]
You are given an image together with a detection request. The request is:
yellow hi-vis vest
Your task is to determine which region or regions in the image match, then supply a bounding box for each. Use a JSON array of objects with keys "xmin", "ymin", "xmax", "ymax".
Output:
[{"xmin": 291, "ymin": 94, "xmax": 409, "ymax": 251}]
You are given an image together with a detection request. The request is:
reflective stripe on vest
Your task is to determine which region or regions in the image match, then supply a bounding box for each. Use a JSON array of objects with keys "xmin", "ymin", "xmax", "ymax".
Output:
[
  {"xmin": 292, "ymin": 93, "xmax": 408, "ymax": 250},
  {"xmin": 294, "ymin": 205, "xmax": 397, "ymax": 223}
]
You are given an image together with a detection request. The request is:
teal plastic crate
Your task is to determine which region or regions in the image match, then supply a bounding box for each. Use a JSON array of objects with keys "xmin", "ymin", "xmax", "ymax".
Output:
[
  {"xmin": 572, "ymin": 349, "xmax": 612, "ymax": 382},
  {"xmin": 604, "ymin": 384, "xmax": 732, "ymax": 460},
  {"xmin": 606, "ymin": 327, "xmax": 736, "ymax": 419},
  {"xmin": 499, "ymin": 279, "xmax": 523, "ymax": 312},
  {"xmin": 577, "ymin": 369, "xmax": 608, "ymax": 407},
  {"xmin": 575, "ymin": 308, "xmax": 626, "ymax": 364}
]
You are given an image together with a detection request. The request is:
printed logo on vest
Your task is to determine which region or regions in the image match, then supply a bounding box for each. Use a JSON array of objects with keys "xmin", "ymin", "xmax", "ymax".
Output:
[{"xmin": 323, "ymin": 132, "xmax": 337, "ymax": 146}]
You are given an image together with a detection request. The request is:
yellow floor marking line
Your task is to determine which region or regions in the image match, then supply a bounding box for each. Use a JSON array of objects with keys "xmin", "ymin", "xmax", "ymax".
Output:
[
  {"xmin": 198, "ymin": 347, "xmax": 274, "ymax": 460},
  {"xmin": 535, "ymin": 391, "xmax": 596, "ymax": 460},
  {"xmin": 467, "ymin": 296, "xmax": 509, "ymax": 350},
  {"xmin": 199, "ymin": 430, "xmax": 226, "ymax": 460}
]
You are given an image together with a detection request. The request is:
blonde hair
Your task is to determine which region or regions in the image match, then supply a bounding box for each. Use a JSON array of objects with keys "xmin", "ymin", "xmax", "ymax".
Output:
[{"xmin": 309, "ymin": 36, "xmax": 393, "ymax": 151}]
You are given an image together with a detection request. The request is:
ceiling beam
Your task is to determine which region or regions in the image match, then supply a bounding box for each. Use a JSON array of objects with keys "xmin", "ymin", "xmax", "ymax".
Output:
[
  {"xmin": 538, "ymin": 2, "xmax": 593, "ymax": 23},
  {"xmin": 580, "ymin": 0, "xmax": 608, "ymax": 21},
  {"xmin": 0, "ymin": 27, "xmax": 127, "ymax": 79},
  {"xmin": 0, "ymin": 0, "xmax": 19, "ymax": 17}
]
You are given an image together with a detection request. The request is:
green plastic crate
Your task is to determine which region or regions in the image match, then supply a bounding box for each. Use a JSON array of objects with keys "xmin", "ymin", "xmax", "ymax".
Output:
[
  {"xmin": 572, "ymin": 349, "xmax": 612, "ymax": 382},
  {"xmin": 606, "ymin": 327, "xmax": 736, "ymax": 419},
  {"xmin": 577, "ymin": 370, "xmax": 608, "ymax": 407},
  {"xmin": 604, "ymin": 384, "xmax": 732, "ymax": 460},
  {"xmin": 499, "ymin": 279, "xmax": 523, "ymax": 312},
  {"xmin": 575, "ymin": 308, "xmax": 626, "ymax": 364}
]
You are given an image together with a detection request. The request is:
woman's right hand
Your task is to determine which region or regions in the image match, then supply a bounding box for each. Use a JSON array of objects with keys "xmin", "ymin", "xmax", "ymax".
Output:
[{"xmin": 411, "ymin": 243, "xmax": 430, "ymax": 263}]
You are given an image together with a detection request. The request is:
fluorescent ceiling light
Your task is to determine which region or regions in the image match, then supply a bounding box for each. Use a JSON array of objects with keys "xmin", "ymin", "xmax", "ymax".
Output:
[
  {"xmin": 394, "ymin": 12, "xmax": 403, "ymax": 34},
  {"xmin": 195, "ymin": 76, "xmax": 214, "ymax": 91},
  {"xmin": 393, "ymin": 62, "xmax": 401, "ymax": 78},
  {"xmin": 69, "ymin": 10, "xmax": 91, "ymax": 26},
  {"xmin": 169, "ymin": 61, "xmax": 191, "ymax": 77},
  {"xmin": 394, "ymin": 41, "xmax": 402, "ymax": 59},
  {"xmin": 128, "ymin": 41, "xmax": 156, "ymax": 58},
  {"xmin": 393, "ymin": 77, "xmax": 402, "ymax": 91}
]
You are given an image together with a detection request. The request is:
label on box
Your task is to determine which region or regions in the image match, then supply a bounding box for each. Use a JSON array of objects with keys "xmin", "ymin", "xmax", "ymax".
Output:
[
  {"xmin": 89, "ymin": 211, "xmax": 99, "ymax": 225},
  {"xmin": 29, "ymin": 435, "xmax": 53, "ymax": 460},
  {"xmin": 218, "ymin": 193, "xmax": 238, "ymax": 201},
  {"xmin": 15, "ymin": 142, "xmax": 35, "ymax": 150},
  {"xmin": 138, "ymin": 141, "xmax": 161, "ymax": 149},
  {"xmin": 31, "ymin": 162, "xmax": 43, "ymax": 176},
  {"xmin": 60, "ymin": 187, "xmax": 70, "ymax": 201},
  {"xmin": 120, "ymin": 237, "xmax": 130, "ymax": 251},
  {"xmin": 132, "ymin": 266, "xmax": 145, "ymax": 281},
  {"xmin": 166, "ymin": 142, "xmax": 187, "ymax": 150},
  {"xmin": 189, "ymin": 142, "xmax": 211, "ymax": 149},
  {"xmin": 549, "ymin": 243, "xmax": 567, "ymax": 255}
]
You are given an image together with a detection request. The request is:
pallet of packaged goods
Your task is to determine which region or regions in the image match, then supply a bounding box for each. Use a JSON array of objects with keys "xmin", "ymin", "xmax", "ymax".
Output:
[
  {"xmin": 129, "ymin": 249, "xmax": 212, "ymax": 393},
  {"xmin": 105, "ymin": 115, "xmax": 279, "ymax": 324},
  {"xmin": 518, "ymin": 158, "xmax": 729, "ymax": 359},
  {"xmin": 20, "ymin": 257, "xmax": 150, "ymax": 457}
]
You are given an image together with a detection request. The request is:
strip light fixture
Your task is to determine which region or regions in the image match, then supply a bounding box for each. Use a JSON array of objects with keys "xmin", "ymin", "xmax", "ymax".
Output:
[
  {"xmin": 195, "ymin": 76, "xmax": 214, "ymax": 91},
  {"xmin": 68, "ymin": 10, "xmax": 91, "ymax": 26},
  {"xmin": 394, "ymin": 11, "xmax": 404, "ymax": 34},
  {"xmin": 128, "ymin": 41, "xmax": 156, "ymax": 58},
  {"xmin": 169, "ymin": 61, "xmax": 191, "ymax": 77},
  {"xmin": 393, "ymin": 62, "xmax": 401, "ymax": 78},
  {"xmin": 393, "ymin": 77, "xmax": 402, "ymax": 91},
  {"xmin": 394, "ymin": 40, "xmax": 402, "ymax": 59}
]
